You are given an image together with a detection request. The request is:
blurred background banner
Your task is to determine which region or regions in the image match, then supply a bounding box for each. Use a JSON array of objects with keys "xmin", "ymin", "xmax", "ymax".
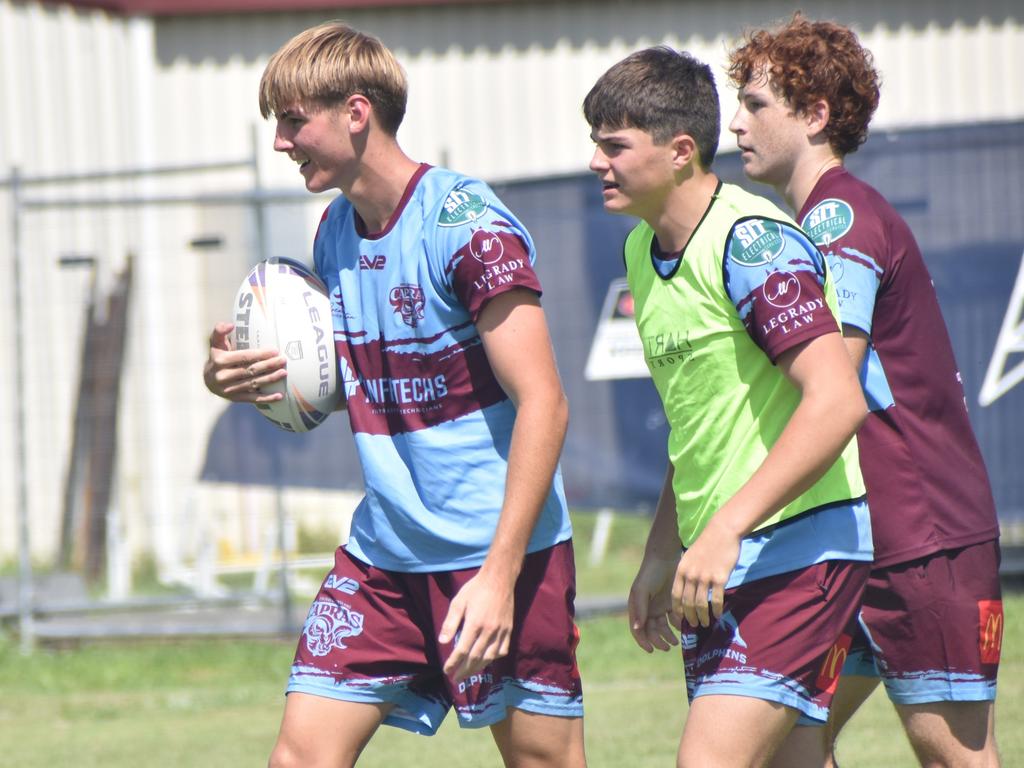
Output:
[
  {"xmin": 1, "ymin": 0, "xmax": 1022, "ymax": 611},
  {"xmin": 195, "ymin": 120, "xmax": 1024, "ymax": 526}
]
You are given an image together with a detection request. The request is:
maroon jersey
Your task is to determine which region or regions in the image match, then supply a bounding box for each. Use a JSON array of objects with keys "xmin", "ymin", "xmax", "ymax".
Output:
[{"xmin": 799, "ymin": 168, "xmax": 999, "ymax": 567}]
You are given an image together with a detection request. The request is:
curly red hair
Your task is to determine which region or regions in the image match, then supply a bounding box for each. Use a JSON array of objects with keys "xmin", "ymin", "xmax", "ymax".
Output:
[{"xmin": 728, "ymin": 14, "xmax": 880, "ymax": 156}]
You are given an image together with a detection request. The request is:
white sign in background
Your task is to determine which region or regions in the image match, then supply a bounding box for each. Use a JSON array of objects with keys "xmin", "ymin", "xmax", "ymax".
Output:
[{"xmin": 584, "ymin": 278, "xmax": 650, "ymax": 381}]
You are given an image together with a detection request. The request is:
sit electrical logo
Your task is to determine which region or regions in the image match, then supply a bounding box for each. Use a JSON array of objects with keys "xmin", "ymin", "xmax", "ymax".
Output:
[{"xmin": 801, "ymin": 199, "xmax": 854, "ymax": 248}]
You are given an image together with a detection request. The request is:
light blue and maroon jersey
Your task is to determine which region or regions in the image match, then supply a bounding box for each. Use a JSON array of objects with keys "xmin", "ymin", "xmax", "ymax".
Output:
[
  {"xmin": 314, "ymin": 164, "xmax": 571, "ymax": 572},
  {"xmin": 799, "ymin": 167, "xmax": 999, "ymax": 568}
]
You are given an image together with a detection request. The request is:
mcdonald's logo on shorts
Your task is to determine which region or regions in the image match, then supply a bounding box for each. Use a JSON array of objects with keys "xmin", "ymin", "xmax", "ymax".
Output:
[
  {"xmin": 978, "ymin": 600, "xmax": 1004, "ymax": 665},
  {"xmin": 816, "ymin": 633, "xmax": 852, "ymax": 694}
]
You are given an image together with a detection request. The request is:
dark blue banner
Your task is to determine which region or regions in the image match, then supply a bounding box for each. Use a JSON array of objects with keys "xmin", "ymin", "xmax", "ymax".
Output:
[{"xmin": 201, "ymin": 120, "xmax": 1024, "ymax": 527}]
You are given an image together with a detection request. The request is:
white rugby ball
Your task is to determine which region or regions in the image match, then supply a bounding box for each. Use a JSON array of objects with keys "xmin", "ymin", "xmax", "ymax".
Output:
[{"xmin": 230, "ymin": 258, "xmax": 340, "ymax": 432}]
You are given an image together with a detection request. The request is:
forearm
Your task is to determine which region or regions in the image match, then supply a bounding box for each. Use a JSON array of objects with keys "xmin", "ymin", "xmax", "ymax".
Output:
[
  {"xmin": 709, "ymin": 332, "xmax": 867, "ymax": 539},
  {"xmin": 842, "ymin": 324, "xmax": 870, "ymax": 372},
  {"xmin": 480, "ymin": 389, "xmax": 569, "ymax": 580},
  {"xmin": 643, "ymin": 464, "xmax": 683, "ymax": 560},
  {"xmin": 714, "ymin": 376, "xmax": 865, "ymax": 539}
]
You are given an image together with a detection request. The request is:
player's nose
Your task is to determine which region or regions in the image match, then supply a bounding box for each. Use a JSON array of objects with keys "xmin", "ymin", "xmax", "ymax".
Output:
[
  {"xmin": 273, "ymin": 121, "xmax": 293, "ymax": 152},
  {"xmin": 728, "ymin": 108, "xmax": 745, "ymax": 135}
]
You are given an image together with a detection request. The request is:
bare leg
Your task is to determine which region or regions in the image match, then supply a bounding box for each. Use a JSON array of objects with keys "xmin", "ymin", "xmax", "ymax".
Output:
[
  {"xmin": 896, "ymin": 700, "xmax": 1000, "ymax": 768},
  {"xmin": 267, "ymin": 692, "xmax": 393, "ymax": 768},
  {"xmin": 823, "ymin": 673, "xmax": 881, "ymax": 766},
  {"xmin": 490, "ymin": 709, "xmax": 587, "ymax": 768},
  {"xmin": 768, "ymin": 722, "xmax": 829, "ymax": 768},
  {"xmin": 677, "ymin": 694, "xmax": 799, "ymax": 768}
]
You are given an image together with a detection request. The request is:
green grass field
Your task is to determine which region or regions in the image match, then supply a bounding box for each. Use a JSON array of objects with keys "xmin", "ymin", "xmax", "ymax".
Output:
[{"xmin": 1, "ymin": 511, "xmax": 1020, "ymax": 767}]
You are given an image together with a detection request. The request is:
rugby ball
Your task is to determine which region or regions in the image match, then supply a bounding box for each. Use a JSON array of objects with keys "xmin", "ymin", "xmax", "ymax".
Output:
[{"xmin": 230, "ymin": 258, "xmax": 340, "ymax": 432}]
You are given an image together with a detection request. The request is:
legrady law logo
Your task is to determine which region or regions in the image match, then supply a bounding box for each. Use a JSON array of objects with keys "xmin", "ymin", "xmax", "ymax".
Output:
[
  {"xmin": 763, "ymin": 270, "xmax": 801, "ymax": 309},
  {"xmin": 470, "ymin": 229, "xmax": 505, "ymax": 265},
  {"xmin": 801, "ymin": 198, "xmax": 854, "ymax": 248}
]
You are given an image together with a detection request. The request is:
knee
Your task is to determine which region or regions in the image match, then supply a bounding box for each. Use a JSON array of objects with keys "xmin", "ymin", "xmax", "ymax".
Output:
[
  {"xmin": 267, "ymin": 742, "xmax": 304, "ymax": 768},
  {"xmin": 269, "ymin": 739, "xmax": 360, "ymax": 768}
]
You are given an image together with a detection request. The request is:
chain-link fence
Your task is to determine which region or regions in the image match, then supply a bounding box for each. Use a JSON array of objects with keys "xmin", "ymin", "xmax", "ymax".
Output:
[{"xmin": 1, "ymin": 131, "xmax": 360, "ymax": 650}]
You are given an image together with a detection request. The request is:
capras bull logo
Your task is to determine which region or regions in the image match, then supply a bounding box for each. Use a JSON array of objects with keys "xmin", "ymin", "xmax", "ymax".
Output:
[
  {"xmin": 303, "ymin": 599, "xmax": 365, "ymax": 657},
  {"xmin": 389, "ymin": 284, "xmax": 426, "ymax": 328}
]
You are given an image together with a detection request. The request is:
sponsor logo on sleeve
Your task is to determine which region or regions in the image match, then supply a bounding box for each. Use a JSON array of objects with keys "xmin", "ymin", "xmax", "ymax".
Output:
[
  {"xmin": 729, "ymin": 219, "xmax": 786, "ymax": 266},
  {"xmin": 389, "ymin": 284, "xmax": 426, "ymax": 327},
  {"xmin": 469, "ymin": 230, "xmax": 528, "ymax": 291},
  {"xmin": 801, "ymin": 198, "xmax": 855, "ymax": 247},
  {"xmin": 762, "ymin": 270, "xmax": 801, "ymax": 309},
  {"xmin": 760, "ymin": 296, "xmax": 826, "ymax": 336},
  {"xmin": 470, "ymin": 229, "xmax": 505, "ymax": 264},
  {"xmin": 439, "ymin": 185, "xmax": 489, "ymax": 227},
  {"xmin": 979, "ymin": 599, "xmax": 1004, "ymax": 665},
  {"xmin": 303, "ymin": 599, "xmax": 365, "ymax": 656}
]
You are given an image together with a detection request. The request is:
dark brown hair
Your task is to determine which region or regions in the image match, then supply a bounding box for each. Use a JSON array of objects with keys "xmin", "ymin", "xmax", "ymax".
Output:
[{"xmin": 584, "ymin": 46, "xmax": 720, "ymax": 169}]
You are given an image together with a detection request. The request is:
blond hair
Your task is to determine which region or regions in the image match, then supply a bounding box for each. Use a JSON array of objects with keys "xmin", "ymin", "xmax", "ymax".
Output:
[{"xmin": 259, "ymin": 21, "xmax": 408, "ymax": 135}]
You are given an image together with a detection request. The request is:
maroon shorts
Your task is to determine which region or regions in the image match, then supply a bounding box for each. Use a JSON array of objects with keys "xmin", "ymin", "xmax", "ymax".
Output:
[
  {"xmin": 843, "ymin": 539, "xmax": 1002, "ymax": 704},
  {"xmin": 682, "ymin": 559, "xmax": 869, "ymax": 724},
  {"xmin": 287, "ymin": 540, "xmax": 583, "ymax": 734}
]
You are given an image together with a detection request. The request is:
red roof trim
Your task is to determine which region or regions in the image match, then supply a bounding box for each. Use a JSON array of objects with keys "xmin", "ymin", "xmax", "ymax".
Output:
[{"xmin": 57, "ymin": 0, "xmax": 520, "ymax": 16}]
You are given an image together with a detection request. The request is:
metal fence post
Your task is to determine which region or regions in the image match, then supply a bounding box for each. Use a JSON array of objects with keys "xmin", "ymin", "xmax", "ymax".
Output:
[
  {"xmin": 251, "ymin": 124, "xmax": 294, "ymax": 633},
  {"xmin": 11, "ymin": 167, "xmax": 36, "ymax": 654}
]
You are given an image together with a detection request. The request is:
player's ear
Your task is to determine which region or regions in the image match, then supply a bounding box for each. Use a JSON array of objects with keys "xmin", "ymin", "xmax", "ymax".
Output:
[
  {"xmin": 805, "ymin": 98, "xmax": 830, "ymax": 138},
  {"xmin": 671, "ymin": 133, "xmax": 698, "ymax": 170},
  {"xmin": 346, "ymin": 94, "xmax": 372, "ymax": 133}
]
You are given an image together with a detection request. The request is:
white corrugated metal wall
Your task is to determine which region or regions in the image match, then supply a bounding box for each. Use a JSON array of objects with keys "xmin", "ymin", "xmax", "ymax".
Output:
[
  {"xmin": 1, "ymin": 0, "xmax": 1022, "ymax": 568},
  {"xmin": 0, "ymin": 1, "xmax": 140, "ymax": 567},
  {"xmin": 148, "ymin": 1, "xmax": 1024, "ymax": 186}
]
